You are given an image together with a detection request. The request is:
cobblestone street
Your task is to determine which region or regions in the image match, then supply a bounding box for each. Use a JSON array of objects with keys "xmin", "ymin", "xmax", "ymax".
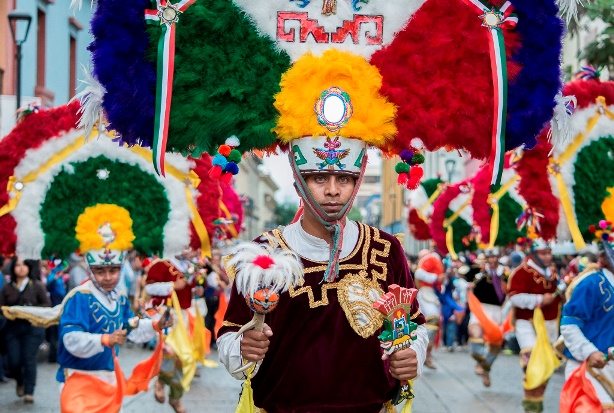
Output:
[{"xmin": 0, "ymin": 346, "xmax": 564, "ymax": 413}]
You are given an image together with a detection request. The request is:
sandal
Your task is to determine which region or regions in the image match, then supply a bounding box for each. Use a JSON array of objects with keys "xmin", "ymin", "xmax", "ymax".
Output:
[
  {"xmin": 154, "ymin": 379, "xmax": 165, "ymax": 404},
  {"xmin": 169, "ymin": 398, "xmax": 187, "ymax": 413}
]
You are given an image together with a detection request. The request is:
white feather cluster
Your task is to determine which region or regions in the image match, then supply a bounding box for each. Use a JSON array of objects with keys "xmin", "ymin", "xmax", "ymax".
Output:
[
  {"xmin": 71, "ymin": 66, "xmax": 106, "ymax": 139},
  {"xmin": 228, "ymin": 241, "xmax": 304, "ymax": 298},
  {"xmin": 557, "ymin": 0, "xmax": 582, "ymax": 24},
  {"xmin": 70, "ymin": 0, "xmax": 95, "ymax": 13},
  {"xmin": 549, "ymin": 92, "xmax": 577, "ymax": 145}
]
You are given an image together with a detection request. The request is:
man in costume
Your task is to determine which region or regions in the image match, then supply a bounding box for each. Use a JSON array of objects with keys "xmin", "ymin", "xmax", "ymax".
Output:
[
  {"xmin": 468, "ymin": 247, "xmax": 509, "ymax": 387},
  {"xmin": 57, "ymin": 206, "xmax": 173, "ymax": 411},
  {"xmin": 218, "ymin": 146, "xmax": 428, "ymax": 411},
  {"xmin": 217, "ymin": 52, "xmax": 428, "ymax": 411},
  {"xmin": 507, "ymin": 239, "xmax": 561, "ymax": 413},
  {"xmin": 144, "ymin": 257, "xmax": 203, "ymax": 413},
  {"xmin": 560, "ymin": 230, "xmax": 614, "ymax": 413},
  {"xmin": 414, "ymin": 248, "xmax": 445, "ymax": 369}
]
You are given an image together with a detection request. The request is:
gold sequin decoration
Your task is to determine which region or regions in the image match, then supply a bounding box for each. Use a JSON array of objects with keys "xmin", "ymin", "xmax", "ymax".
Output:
[{"xmin": 336, "ymin": 271, "xmax": 385, "ymax": 338}]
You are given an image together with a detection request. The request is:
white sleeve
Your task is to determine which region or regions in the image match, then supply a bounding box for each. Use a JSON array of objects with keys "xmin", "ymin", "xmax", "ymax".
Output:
[
  {"xmin": 560, "ymin": 324, "xmax": 599, "ymax": 361},
  {"xmin": 510, "ymin": 293, "xmax": 543, "ymax": 309},
  {"xmin": 414, "ymin": 269, "xmax": 438, "ymax": 284},
  {"xmin": 127, "ymin": 319, "xmax": 157, "ymax": 344},
  {"xmin": 411, "ymin": 325, "xmax": 429, "ymax": 378},
  {"xmin": 144, "ymin": 282, "xmax": 174, "ymax": 296},
  {"xmin": 63, "ymin": 331, "xmax": 105, "ymax": 358},
  {"xmin": 217, "ymin": 331, "xmax": 262, "ymax": 381}
]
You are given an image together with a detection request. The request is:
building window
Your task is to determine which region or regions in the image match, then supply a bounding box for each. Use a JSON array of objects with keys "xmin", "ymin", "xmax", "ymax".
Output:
[{"xmin": 362, "ymin": 175, "xmax": 381, "ymax": 184}]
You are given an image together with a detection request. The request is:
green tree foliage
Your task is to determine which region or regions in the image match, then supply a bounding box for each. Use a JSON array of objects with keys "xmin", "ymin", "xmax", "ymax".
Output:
[
  {"xmin": 275, "ymin": 202, "xmax": 298, "ymax": 226},
  {"xmin": 580, "ymin": 0, "xmax": 614, "ymax": 78},
  {"xmin": 348, "ymin": 207, "xmax": 363, "ymax": 222}
]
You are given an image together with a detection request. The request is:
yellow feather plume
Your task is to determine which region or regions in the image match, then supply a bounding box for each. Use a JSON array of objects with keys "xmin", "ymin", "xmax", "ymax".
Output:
[
  {"xmin": 273, "ymin": 50, "xmax": 397, "ymax": 148},
  {"xmin": 75, "ymin": 204, "xmax": 135, "ymax": 252}
]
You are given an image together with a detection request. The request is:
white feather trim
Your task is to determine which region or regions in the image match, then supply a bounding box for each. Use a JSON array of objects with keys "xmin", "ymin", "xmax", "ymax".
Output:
[
  {"xmin": 557, "ymin": 0, "xmax": 582, "ymax": 24},
  {"xmin": 407, "ymin": 183, "xmax": 432, "ymax": 219},
  {"xmin": 449, "ymin": 192, "xmax": 474, "ymax": 225},
  {"xmin": 501, "ymin": 168, "xmax": 524, "ymax": 207},
  {"xmin": 228, "ymin": 240, "xmax": 303, "ymax": 297},
  {"xmin": 549, "ymin": 92, "xmax": 577, "ymax": 145},
  {"xmin": 234, "ymin": 0, "xmax": 427, "ymax": 61},
  {"xmin": 12, "ymin": 130, "xmax": 193, "ymax": 259},
  {"xmin": 71, "ymin": 66, "xmax": 106, "ymax": 139}
]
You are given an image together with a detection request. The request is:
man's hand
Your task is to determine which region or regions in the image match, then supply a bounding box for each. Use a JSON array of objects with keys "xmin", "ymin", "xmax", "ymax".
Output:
[
  {"xmin": 107, "ymin": 329, "xmax": 127, "ymax": 347},
  {"xmin": 384, "ymin": 347, "xmax": 419, "ymax": 381},
  {"xmin": 541, "ymin": 293, "xmax": 555, "ymax": 306},
  {"xmin": 174, "ymin": 277, "xmax": 187, "ymax": 291},
  {"xmin": 156, "ymin": 314, "xmax": 174, "ymax": 330},
  {"xmin": 241, "ymin": 323, "xmax": 273, "ymax": 363},
  {"xmin": 587, "ymin": 351, "xmax": 607, "ymax": 369}
]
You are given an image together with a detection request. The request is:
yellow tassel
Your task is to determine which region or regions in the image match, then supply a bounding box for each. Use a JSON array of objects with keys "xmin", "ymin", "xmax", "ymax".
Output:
[
  {"xmin": 400, "ymin": 381, "xmax": 414, "ymax": 413},
  {"xmin": 524, "ymin": 308, "xmax": 561, "ymax": 390},
  {"xmin": 235, "ymin": 365, "xmax": 256, "ymax": 413},
  {"xmin": 192, "ymin": 304, "xmax": 206, "ymax": 364},
  {"xmin": 164, "ymin": 292, "xmax": 196, "ymax": 391}
]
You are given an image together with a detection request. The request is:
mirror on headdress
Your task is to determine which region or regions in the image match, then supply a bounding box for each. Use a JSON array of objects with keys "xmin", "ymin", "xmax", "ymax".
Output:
[
  {"xmin": 315, "ymin": 87, "xmax": 353, "ymax": 132},
  {"xmin": 322, "ymin": 94, "xmax": 346, "ymax": 125}
]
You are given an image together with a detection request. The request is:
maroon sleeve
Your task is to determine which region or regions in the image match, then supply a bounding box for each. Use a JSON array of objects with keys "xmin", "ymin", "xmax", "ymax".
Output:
[{"xmin": 388, "ymin": 234, "xmax": 425, "ymax": 325}]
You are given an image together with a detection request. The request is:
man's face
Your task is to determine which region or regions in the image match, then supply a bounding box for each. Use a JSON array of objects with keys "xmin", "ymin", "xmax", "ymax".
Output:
[
  {"xmin": 486, "ymin": 256, "xmax": 499, "ymax": 267},
  {"xmin": 91, "ymin": 266, "xmax": 121, "ymax": 291},
  {"xmin": 303, "ymin": 174, "xmax": 356, "ymax": 215},
  {"xmin": 534, "ymin": 249, "xmax": 553, "ymax": 267}
]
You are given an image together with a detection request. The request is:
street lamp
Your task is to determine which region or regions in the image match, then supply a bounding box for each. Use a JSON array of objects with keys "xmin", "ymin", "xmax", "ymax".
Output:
[
  {"xmin": 8, "ymin": 10, "xmax": 33, "ymax": 112},
  {"xmin": 445, "ymin": 159, "xmax": 457, "ymax": 183}
]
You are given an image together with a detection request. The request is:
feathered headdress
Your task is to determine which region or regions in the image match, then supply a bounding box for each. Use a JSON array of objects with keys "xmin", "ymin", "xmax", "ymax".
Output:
[
  {"xmin": 0, "ymin": 103, "xmax": 220, "ymax": 260},
  {"xmin": 82, "ymin": 0, "xmax": 563, "ymax": 188}
]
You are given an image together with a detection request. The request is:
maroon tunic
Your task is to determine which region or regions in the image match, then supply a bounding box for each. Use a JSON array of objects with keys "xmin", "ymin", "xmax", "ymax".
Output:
[
  {"xmin": 220, "ymin": 223, "xmax": 425, "ymax": 413},
  {"xmin": 508, "ymin": 261, "xmax": 561, "ymax": 321}
]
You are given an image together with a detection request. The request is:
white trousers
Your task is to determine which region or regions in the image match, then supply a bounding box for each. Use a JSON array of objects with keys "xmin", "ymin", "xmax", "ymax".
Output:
[{"xmin": 515, "ymin": 319, "xmax": 559, "ymax": 351}]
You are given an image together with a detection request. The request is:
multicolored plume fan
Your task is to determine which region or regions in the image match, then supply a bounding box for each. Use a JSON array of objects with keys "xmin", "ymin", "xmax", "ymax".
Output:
[
  {"xmin": 546, "ymin": 76, "xmax": 614, "ymax": 250},
  {"xmin": 83, "ymin": 0, "xmax": 564, "ymax": 186},
  {"xmin": 0, "ymin": 103, "xmax": 220, "ymax": 259}
]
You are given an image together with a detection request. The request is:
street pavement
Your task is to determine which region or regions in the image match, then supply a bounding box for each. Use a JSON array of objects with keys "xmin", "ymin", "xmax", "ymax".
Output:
[{"xmin": 0, "ymin": 346, "xmax": 564, "ymax": 413}]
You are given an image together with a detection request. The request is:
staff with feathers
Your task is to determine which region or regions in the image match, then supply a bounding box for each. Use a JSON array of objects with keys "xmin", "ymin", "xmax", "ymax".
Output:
[{"xmin": 228, "ymin": 241, "xmax": 303, "ymax": 374}]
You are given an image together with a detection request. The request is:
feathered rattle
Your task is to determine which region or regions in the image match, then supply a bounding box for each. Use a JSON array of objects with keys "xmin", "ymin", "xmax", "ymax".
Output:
[{"xmin": 228, "ymin": 241, "xmax": 303, "ymax": 374}]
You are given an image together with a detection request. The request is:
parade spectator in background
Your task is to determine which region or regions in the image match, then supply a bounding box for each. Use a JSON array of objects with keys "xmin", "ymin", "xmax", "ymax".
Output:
[{"xmin": 0, "ymin": 257, "xmax": 50, "ymax": 403}]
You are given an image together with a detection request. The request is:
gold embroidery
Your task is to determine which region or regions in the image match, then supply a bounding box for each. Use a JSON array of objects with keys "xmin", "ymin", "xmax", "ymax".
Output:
[
  {"xmin": 410, "ymin": 310, "xmax": 422, "ymax": 320},
  {"xmin": 393, "ymin": 233, "xmax": 405, "ymax": 244},
  {"xmin": 222, "ymin": 255, "xmax": 236, "ymax": 284},
  {"xmin": 222, "ymin": 321, "xmax": 243, "ymax": 328},
  {"xmin": 336, "ymin": 272, "xmax": 384, "ymax": 338},
  {"xmin": 268, "ymin": 224, "xmax": 396, "ymax": 338}
]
